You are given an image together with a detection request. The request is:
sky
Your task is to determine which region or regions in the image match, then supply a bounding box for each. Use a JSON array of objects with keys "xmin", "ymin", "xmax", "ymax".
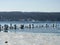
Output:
[{"xmin": 0, "ymin": 0, "xmax": 60, "ymax": 12}]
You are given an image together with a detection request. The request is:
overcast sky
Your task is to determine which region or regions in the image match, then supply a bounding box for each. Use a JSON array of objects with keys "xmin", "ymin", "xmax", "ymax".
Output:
[{"xmin": 0, "ymin": 0, "xmax": 60, "ymax": 12}]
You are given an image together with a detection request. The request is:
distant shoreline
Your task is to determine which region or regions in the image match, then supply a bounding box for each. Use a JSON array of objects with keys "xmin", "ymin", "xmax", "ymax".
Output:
[{"xmin": 0, "ymin": 12, "xmax": 60, "ymax": 21}]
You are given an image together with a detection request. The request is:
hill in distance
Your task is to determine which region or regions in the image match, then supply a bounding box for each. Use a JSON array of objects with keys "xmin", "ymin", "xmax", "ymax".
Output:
[{"xmin": 0, "ymin": 11, "xmax": 60, "ymax": 21}]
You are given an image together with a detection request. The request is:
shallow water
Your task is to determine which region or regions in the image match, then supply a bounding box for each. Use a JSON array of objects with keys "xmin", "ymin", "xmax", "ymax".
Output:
[
  {"xmin": 0, "ymin": 21, "xmax": 60, "ymax": 45},
  {"xmin": 0, "ymin": 21, "xmax": 60, "ymax": 33}
]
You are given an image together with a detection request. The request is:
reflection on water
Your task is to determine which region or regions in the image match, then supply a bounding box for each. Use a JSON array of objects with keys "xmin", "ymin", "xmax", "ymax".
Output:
[{"xmin": 0, "ymin": 28, "xmax": 60, "ymax": 33}]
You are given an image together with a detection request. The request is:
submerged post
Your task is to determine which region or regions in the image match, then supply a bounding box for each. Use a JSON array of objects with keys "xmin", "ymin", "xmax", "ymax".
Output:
[
  {"xmin": 32, "ymin": 24, "xmax": 34, "ymax": 28},
  {"xmin": 14, "ymin": 24, "xmax": 17, "ymax": 29},
  {"xmin": 10, "ymin": 24, "xmax": 13, "ymax": 29},
  {"xmin": 52, "ymin": 24, "xmax": 55, "ymax": 28},
  {"xmin": 0, "ymin": 24, "xmax": 1, "ymax": 31},
  {"xmin": 29, "ymin": 24, "xmax": 31, "ymax": 28},
  {"xmin": 4, "ymin": 24, "xmax": 8, "ymax": 32},
  {"xmin": 20, "ymin": 24, "xmax": 24, "ymax": 29},
  {"xmin": 46, "ymin": 24, "xmax": 49, "ymax": 28}
]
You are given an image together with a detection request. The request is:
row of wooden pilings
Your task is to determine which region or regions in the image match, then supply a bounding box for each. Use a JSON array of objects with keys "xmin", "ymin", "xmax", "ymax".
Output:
[
  {"xmin": 0, "ymin": 24, "xmax": 35, "ymax": 32},
  {"xmin": 0, "ymin": 23, "xmax": 58, "ymax": 32}
]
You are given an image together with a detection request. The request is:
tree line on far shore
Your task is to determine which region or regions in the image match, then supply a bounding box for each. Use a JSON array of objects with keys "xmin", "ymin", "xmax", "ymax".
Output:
[{"xmin": 0, "ymin": 12, "xmax": 60, "ymax": 21}]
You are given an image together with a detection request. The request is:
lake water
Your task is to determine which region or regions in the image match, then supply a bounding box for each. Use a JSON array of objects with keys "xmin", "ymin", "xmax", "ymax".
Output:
[
  {"xmin": 0, "ymin": 21, "xmax": 60, "ymax": 33},
  {"xmin": 0, "ymin": 21, "xmax": 60, "ymax": 45}
]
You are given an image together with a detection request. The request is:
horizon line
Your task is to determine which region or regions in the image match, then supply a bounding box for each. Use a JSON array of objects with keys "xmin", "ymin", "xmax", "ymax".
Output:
[{"xmin": 0, "ymin": 11, "xmax": 60, "ymax": 13}]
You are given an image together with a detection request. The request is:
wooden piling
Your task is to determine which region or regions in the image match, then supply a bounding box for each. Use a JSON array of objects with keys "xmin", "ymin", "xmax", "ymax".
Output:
[
  {"xmin": 29, "ymin": 24, "xmax": 31, "ymax": 28},
  {"xmin": 0, "ymin": 25, "xmax": 1, "ymax": 31},
  {"xmin": 46, "ymin": 24, "xmax": 49, "ymax": 28},
  {"xmin": 10, "ymin": 24, "xmax": 13, "ymax": 29},
  {"xmin": 32, "ymin": 24, "xmax": 34, "ymax": 28},
  {"xmin": 4, "ymin": 24, "xmax": 8, "ymax": 32},
  {"xmin": 20, "ymin": 25, "xmax": 24, "ymax": 29},
  {"xmin": 14, "ymin": 24, "xmax": 17, "ymax": 29}
]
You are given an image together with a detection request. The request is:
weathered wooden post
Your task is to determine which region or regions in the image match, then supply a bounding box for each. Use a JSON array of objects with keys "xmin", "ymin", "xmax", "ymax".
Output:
[
  {"xmin": 10, "ymin": 24, "xmax": 13, "ymax": 29},
  {"xmin": 42, "ymin": 25, "xmax": 44, "ymax": 27},
  {"xmin": 32, "ymin": 24, "xmax": 34, "ymax": 28},
  {"xmin": 39, "ymin": 24, "xmax": 44, "ymax": 28},
  {"xmin": 14, "ymin": 24, "xmax": 17, "ymax": 29},
  {"xmin": 46, "ymin": 24, "xmax": 49, "ymax": 28},
  {"xmin": 4, "ymin": 24, "xmax": 8, "ymax": 32},
  {"xmin": 20, "ymin": 25, "xmax": 24, "ymax": 29},
  {"xmin": 29, "ymin": 24, "xmax": 31, "ymax": 28},
  {"xmin": 52, "ymin": 24, "xmax": 55, "ymax": 28},
  {"xmin": 2, "ymin": 26, "xmax": 3, "ymax": 30},
  {"xmin": 0, "ymin": 24, "xmax": 1, "ymax": 31}
]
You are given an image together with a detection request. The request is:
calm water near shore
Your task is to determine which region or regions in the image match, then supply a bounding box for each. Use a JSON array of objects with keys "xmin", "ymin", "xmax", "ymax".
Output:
[
  {"xmin": 0, "ymin": 21, "xmax": 60, "ymax": 45},
  {"xmin": 0, "ymin": 21, "xmax": 60, "ymax": 33}
]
